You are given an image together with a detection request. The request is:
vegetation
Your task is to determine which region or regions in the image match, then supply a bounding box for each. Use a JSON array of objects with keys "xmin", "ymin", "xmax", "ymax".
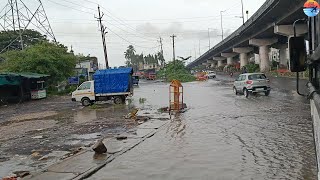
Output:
[
  {"xmin": 0, "ymin": 29, "xmax": 48, "ymax": 52},
  {"xmin": 124, "ymin": 45, "xmax": 165, "ymax": 71},
  {"xmin": 157, "ymin": 60, "xmax": 196, "ymax": 82},
  {"xmin": 0, "ymin": 41, "xmax": 77, "ymax": 85},
  {"xmin": 244, "ymin": 63, "xmax": 260, "ymax": 73}
]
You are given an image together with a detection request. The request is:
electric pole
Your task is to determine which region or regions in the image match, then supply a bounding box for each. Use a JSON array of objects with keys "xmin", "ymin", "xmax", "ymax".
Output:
[
  {"xmin": 198, "ymin": 40, "xmax": 201, "ymax": 56},
  {"xmin": 170, "ymin": 34, "xmax": 176, "ymax": 64},
  {"xmin": 220, "ymin": 10, "xmax": 225, "ymax": 41},
  {"xmin": 158, "ymin": 37, "xmax": 164, "ymax": 67},
  {"xmin": 96, "ymin": 5, "xmax": 109, "ymax": 69},
  {"xmin": 159, "ymin": 37, "xmax": 163, "ymax": 55},
  {"xmin": 208, "ymin": 28, "xmax": 211, "ymax": 50}
]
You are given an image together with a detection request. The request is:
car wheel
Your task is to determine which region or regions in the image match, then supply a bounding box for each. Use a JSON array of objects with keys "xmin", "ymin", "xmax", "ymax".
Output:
[
  {"xmin": 114, "ymin": 96, "xmax": 125, "ymax": 104},
  {"xmin": 243, "ymin": 88, "xmax": 249, "ymax": 98},
  {"xmin": 81, "ymin": 97, "xmax": 91, "ymax": 106},
  {"xmin": 265, "ymin": 90, "xmax": 270, "ymax": 96},
  {"xmin": 233, "ymin": 87, "xmax": 238, "ymax": 95}
]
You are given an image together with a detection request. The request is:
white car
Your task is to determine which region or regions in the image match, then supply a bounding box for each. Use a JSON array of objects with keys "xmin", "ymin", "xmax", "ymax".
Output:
[
  {"xmin": 207, "ymin": 72, "xmax": 216, "ymax": 79},
  {"xmin": 233, "ymin": 73, "xmax": 271, "ymax": 98}
]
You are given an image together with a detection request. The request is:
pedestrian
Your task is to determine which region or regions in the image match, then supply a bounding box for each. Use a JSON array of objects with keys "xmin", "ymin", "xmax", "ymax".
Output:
[
  {"xmin": 230, "ymin": 72, "xmax": 233, "ymax": 77},
  {"xmin": 242, "ymin": 67, "xmax": 247, "ymax": 74}
]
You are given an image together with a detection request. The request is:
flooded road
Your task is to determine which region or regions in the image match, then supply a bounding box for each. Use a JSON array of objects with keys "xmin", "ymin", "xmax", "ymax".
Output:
[{"xmin": 89, "ymin": 79, "xmax": 317, "ymax": 179}]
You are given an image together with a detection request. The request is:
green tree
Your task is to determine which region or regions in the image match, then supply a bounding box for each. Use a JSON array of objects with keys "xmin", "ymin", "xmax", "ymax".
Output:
[
  {"xmin": 157, "ymin": 60, "xmax": 195, "ymax": 82},
  {"xmin": 0, "ymin": 41, "xmax": 77, "ymax": 85},
  {"xmin": 0, "ymin": 29, "xmax": 48, "ymax": 52},
  {"xmin": 124, "ymin": 45, "xmax": 136, "ymax": 66}
]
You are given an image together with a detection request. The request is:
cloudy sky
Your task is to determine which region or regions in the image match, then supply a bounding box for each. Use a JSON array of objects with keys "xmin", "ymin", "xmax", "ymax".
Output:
[{"xmin": 3, "ymin": 0, "xmax": 267, "ymax": 67}]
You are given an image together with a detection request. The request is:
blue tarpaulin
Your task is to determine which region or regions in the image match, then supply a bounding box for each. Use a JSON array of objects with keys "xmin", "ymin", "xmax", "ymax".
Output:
[{"xmin": 93, "ymin": 68, "xmax": 133, "ymax": 94}]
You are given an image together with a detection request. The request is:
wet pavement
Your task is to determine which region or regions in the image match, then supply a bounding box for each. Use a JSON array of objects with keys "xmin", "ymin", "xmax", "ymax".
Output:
[{"xmin": 87, "ymin": 77, "xmax": 317, "ymax": 179}]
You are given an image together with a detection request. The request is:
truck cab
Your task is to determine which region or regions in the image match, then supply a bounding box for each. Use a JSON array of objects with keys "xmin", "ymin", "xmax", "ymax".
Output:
[{"xmin": 72, "ymin": 81, "xmax": 95, "ymax": 106}]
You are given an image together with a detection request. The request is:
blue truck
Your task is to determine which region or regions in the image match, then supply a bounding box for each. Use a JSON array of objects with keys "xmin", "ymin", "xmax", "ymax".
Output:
[{"xmin": 72, "ymin": 68, "xmax": 133, "ymax": 106}]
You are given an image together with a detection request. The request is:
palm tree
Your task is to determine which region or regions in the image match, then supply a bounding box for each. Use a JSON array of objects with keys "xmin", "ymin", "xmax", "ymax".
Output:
[{"xmin": 124, "ymin": 45, "xmax": 136, "ymax": 66}]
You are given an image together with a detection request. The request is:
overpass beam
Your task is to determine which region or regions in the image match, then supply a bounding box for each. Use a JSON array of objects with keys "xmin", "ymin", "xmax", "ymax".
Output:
[
  {"xmin": 249, "ymin": 38, "xmax": 278, "ymax": 72},
  {"xmin": 274, "ymin": 24, "xmax": 308, "ymax": 37},
  {"xmin": 233, "ymin": 47, "xmax": 254, "ymax": 68},
  {"xmin": 221, "ymin": 53, "xmax": 237, "ymax": 65}
]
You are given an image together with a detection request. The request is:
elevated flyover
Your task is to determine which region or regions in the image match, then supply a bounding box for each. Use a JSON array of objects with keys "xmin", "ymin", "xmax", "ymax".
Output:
[{"xmin": 186, "ymin": 0, "xmax": 307, "ymax": 72}]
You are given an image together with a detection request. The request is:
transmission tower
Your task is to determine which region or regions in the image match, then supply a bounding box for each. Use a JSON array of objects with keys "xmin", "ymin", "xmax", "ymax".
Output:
[{"xmin": 0, "ymin": 0, "xmax": 56, "ymax": 52}]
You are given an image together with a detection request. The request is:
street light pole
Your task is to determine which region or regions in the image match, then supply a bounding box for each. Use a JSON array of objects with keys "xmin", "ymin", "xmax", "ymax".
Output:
[{"xmin": 241, "ymin": 0, "xmax": 245, "ymax": 24}]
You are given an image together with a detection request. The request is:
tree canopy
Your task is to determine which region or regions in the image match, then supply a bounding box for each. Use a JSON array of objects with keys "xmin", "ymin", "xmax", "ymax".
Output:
[
  {"xmin": 0, "ymin": 29, "xmax": 48, "ymax": 52},
  {"xmin": 157, "ymin": 60, "xmax": 195, "ymax": 82},
  {"xmin": 124, "ymin": 45, "xmax": 164, "ymax": 71},
  {"xmin": 0, "ymin": 41, "xmax": 77, "ymax": 85}
]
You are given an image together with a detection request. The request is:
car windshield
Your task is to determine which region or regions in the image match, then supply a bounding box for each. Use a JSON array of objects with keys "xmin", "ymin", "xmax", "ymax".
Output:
[{"xmin": 248, "ymin": 74, "xmax": 267, "ymax": 80}]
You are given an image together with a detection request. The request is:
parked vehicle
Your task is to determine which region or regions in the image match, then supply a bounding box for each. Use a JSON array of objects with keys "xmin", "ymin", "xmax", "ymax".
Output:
[
  {"xmin": 132, "ymin": 75, "xmax": 139, "ymax": 85},
  {"xmin": 233, "ymin": 73, "xmax": 271, "ymax": 98},
  {"xmin": 72, "ymin": 68, "xmax": 133, "ymax": 106},
  {"xmin": 146, "ymin": 73, "xmax": 156, "ymax": 80},
  {"xmin": 207, "ymin": 72, "xmax": 216, "ymax": 79}
]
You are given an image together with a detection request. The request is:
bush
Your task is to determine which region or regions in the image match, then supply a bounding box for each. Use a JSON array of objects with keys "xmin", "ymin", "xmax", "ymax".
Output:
[{"xmin": 244, "ymin": 63, "xmax": 260, "ymax": 73}]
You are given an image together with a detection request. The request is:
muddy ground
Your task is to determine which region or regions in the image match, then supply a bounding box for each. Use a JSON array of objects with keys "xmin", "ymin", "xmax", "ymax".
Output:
[{"xmin": 0, "ymin": 94, "xmax": 152, "ymax": 177}]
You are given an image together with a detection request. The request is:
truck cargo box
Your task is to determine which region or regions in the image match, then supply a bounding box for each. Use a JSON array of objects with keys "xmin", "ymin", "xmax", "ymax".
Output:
[{"xmin": 93, "ymin": 68, "xmax": 133, "ymax": 94}]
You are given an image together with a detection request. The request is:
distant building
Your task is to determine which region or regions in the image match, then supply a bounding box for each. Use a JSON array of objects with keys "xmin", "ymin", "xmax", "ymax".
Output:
[
  {"xmin": 143, "ymin": 63, "xmax": 160, "ymax": 71},
  {"xmin": 75, "ymin": 57, "xmax": 98, "ymax": 80}
]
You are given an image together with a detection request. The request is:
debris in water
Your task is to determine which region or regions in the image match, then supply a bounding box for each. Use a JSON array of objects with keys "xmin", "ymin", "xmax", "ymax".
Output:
[
  {"xmin": 2, "ymin": 176, "xmax": 17, "ymax": 180},
  {"xmin": 125, "ymin": 109, "xmax": 139, "ymax": 119},
  {"xmin": 31, "ymin": 136, "xmax": 43, "ymax": 139},
  {"xmin": 116, "ymin": 136, "xmax": 128, "ymax": 140},
  {"xmin": 13, "ymin": 171, "xmax": 30, "ymax": 178},
  {"xmin": 31, "ymin": 152, "xmax": 41, "ymax": 158},
  {"xmin": 92, "ymin": 140, "xmax": 107, "ymax": 154},
  {"xmin": 158, "ymin": 107, "xmax": 169, "ymax": 112}
]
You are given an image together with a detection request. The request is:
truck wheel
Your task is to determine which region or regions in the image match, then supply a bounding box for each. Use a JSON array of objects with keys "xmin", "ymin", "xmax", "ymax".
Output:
[
  {"xmin": 114, "ymin": 96, "xmax": 125, "ymax": 104},
  {"xmin": 81, "ymin": 97, "xmax": 91, "ymax": 106}
]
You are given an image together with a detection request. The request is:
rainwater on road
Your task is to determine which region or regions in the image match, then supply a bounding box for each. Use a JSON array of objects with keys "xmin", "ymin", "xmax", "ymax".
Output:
[{"xmin": 89, "ymin": 77, "xmax": 316, "ymax": 180}]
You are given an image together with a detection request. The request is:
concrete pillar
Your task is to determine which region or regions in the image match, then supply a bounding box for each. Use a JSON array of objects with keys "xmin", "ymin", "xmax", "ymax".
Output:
[
  {"xmin": 221, "ymin": 53, "xmax": 237, "ymax": 65},
  {"xmin": 233, "ymin": 47, "xmax": 253, "ymax": 68},
  {"xmin": 249, "ymin": 38, "xmax": 278, "ymax": 72},
  {"xmin": 279, "ymin": 44, "xmax": 288, "ymax": 68},
  {"xmin": 259, "ymin": 46, "xmax": 270, "ymax": 72},
  {"xmin": 213, "ymin": 57, "xmax": 226, "ymax": 67}
]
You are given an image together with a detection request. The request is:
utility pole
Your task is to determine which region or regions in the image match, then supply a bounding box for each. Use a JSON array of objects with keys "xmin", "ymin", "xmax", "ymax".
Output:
[
  {"xmin": 220, "ymin": 11, "xmax": 225, "ymax": 41},
  {"xmin": 170, "ymin": 34, "xmax": 176, "ymax": 64},
  {"xmin": 198, "ymin": 40, "xmax": 201, "ymax": 56},
  {"xmin": 96, "ymin": 5, "xmax": 109, "ymax": 69},
  {"xmin": 158, "ymin": 37, "xmax": 164, "ymax": 67},
  {"xmin": 241, "ymin": 0, "xmax": 245, "ymax": 24},
  {"xmin": 159, "ymin": 37, "xmax": 163, "ymax": 55},
  {"xmin": 208, "ymin": 28, "xmax": 211, "ymax": 50}
]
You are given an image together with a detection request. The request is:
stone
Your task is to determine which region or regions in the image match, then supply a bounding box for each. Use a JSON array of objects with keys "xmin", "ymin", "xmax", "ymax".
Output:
[{"xmin": 92, "ymin": 140, "xmax": 107, "ymax": 154}]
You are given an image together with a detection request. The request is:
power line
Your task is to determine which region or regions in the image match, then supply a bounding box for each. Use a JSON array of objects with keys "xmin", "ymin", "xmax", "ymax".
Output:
[
  {"xmin": 105, "ymin": 26, "xmax": 159, "ymax": 49},
  {"xmin": 45, "ymin": 0, "xmax": 94, "ymax": 15}
]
